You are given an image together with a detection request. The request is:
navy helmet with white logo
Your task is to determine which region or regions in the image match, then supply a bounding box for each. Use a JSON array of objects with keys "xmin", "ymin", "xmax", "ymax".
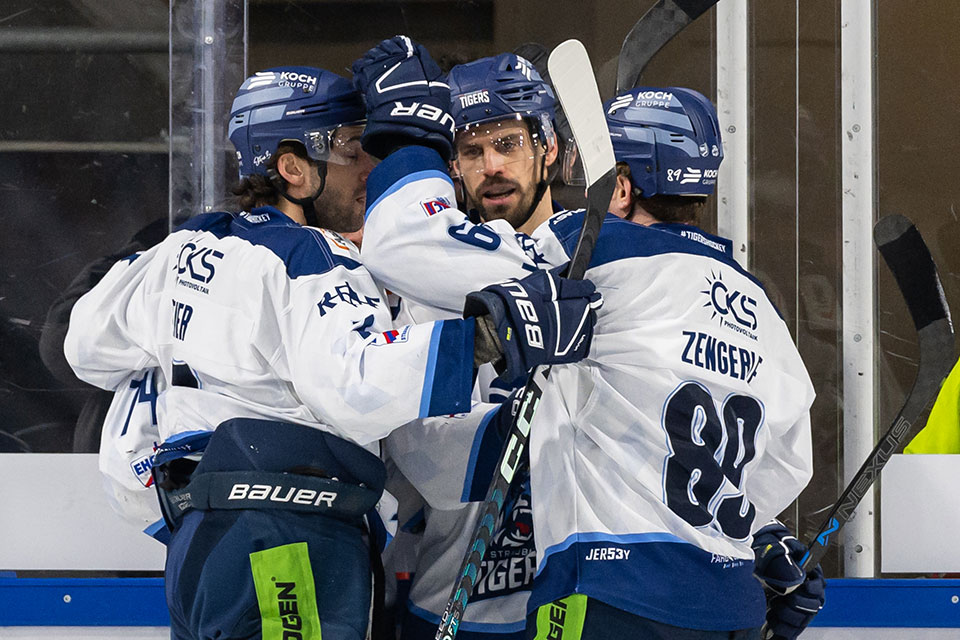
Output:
[
  {"xmin": 447, "ymin": 53, "xmax": 556, "ymax": 143},
  {"xmin": 228, "ymin": 66, "xmax": 365, "ymax": 178},
  {"xmin": 605, "ymin": 87, "xmax": 723, "ymax": 198}
]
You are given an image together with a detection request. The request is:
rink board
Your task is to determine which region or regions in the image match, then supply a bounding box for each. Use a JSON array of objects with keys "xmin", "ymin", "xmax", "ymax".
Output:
[
  {"xmin": 3, "ymin": 456, "xmax": 960, "ymax": 630},
  {"xmin": 880, "ymin": 455, "xmax": 960, "ymax": 573},
  {"xmin": 2, "ymin": 576, "xmax": 960, "ymax": 629},
  {"xmin": 0, "ymin": 454, "xmax": 165, "ymax": 571}
]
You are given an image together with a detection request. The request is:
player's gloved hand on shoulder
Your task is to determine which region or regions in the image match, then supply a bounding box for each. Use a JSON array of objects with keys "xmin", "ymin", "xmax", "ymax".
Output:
[
  {"xmin": 465, "ymin": 267, "xmax": 602, "ymax": 382},
  {"xmin": 752, "ymin": 520, "xmax": 806, "ymax": 595},
  {"xmin": 351, "ymin": 35, "xmax": 453, "ymax": 162},
  {"xmin": 764, "ymin": 563, "xmax": 825, "ymax": 640}
]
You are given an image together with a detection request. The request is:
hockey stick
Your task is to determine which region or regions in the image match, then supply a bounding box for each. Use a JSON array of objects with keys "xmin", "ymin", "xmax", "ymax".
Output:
[
  {"xmin": 616, "ymin": 0, "xmax": 719, "ymax": 93},
  {"xmin": 795, "ymin": 214, "xmax": 953, "ymax": 573},
  {"xmin": 762, "ymin": 216, "xmax": 954, "ymax": 639},
  {"xmin": 435, "ymin": 40, "xmax": 616, "ymax": 640}
]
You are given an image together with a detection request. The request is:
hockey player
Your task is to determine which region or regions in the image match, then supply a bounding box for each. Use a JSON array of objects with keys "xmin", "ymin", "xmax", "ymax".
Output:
[
  {"xmin": 64, "ymin": 65, "xmax": 601, "ymax": 640},
  {"xmin": 353, "ymin": 36, "xmax": 819, "ymax": 640},
  {"xmin": 371, "ymin": 50, "xmax": 564, "ymax": 639}
]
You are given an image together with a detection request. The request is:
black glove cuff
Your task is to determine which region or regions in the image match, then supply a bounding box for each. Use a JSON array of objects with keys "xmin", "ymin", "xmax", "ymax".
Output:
[{"xmin": 464, "ymin": 289, "xmax": 506, "ymax": 323}]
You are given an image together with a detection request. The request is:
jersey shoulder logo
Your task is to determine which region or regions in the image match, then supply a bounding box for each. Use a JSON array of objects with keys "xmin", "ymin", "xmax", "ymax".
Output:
[
  {"xmin": 420, "ymin": 196, "xmax": 452, "ymax": 217},
  {"xmin": 320, "ymin": 228, "xmax": 355, "ymax": 254}
]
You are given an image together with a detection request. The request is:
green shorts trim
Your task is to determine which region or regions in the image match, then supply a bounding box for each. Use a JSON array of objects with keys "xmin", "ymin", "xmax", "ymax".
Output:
[
  {"xmin": 533, "ymin": 594, "xmax": 588, "ymax": 640},
  {"xmin": 250, "ymin": 542, "xmax": 323, "ymax": 640}
]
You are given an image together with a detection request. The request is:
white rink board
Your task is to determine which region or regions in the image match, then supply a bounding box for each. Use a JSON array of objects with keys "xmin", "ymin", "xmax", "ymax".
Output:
[
  {"xmin": 880, "ymin": 454, "xmax": 960, "ymax": 573},
  {"xmin": 0, "ymin": 454, "xmax": 165, "ymax": 571}
]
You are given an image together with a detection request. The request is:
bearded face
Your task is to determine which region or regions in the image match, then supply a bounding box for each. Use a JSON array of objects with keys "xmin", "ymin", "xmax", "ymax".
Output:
[{"xmin": 454, "ymin": 119, "xmax": 547, "ymax": 229}]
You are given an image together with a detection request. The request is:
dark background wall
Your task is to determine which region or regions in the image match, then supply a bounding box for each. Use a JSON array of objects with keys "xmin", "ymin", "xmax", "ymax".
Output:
[{"xmin": 1, "ymin": 0, "xmax": 957, "ymax": 578}]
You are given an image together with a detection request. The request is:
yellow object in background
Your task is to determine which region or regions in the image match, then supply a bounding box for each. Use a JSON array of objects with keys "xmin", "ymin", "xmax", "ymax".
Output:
[{"xmin": 905, "ymin": 358, "xmax": 960, "ymax": 454}]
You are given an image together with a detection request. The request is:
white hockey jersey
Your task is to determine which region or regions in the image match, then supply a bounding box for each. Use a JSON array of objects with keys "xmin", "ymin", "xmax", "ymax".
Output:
[
  {"xmin": 384, "ymin": 297, "xmax": 532, "ymax": 636},
  {"xmin": 362, "ymin": 147, "xmax": 815, "ymax": 631},
  {"xmin": 98, "ymin": 368, "xmax": 163, "ymax": 526},
  {"xmin": 65, "ymin": 206, "xmax": 476, "ymax": 455}
]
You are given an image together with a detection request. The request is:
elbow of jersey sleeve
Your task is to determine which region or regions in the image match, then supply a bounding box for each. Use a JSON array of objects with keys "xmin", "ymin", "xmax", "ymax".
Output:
[
  {"xmin": 418, "ymin": 318, "xmax": 476, "ymax": 418},
  {"xmin": 63, "ymin": 308, "xmax": 152, "ymax": 390},
  {"xmin": 63, "ymin": 310, "xmax": 104, "ymax": 387}
]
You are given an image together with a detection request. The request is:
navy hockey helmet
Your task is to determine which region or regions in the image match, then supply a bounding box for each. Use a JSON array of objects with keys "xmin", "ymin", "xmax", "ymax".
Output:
[
  {"xmin": 605, "ymin": 87, "xmax": 723, "ymax": 198},
  {"xmin": 448, "ymin": 53, "xmax": 556, "ymax": 144},
  {"xmin": 228, "ymin": 66, "xmax": 365, "ymax": 179}
]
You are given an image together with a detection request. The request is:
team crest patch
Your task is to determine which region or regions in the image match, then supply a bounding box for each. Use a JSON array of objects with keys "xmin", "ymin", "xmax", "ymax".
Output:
[
  {"xmin": 320, "ymin": 228, "xmax": 353, "ymax": 252},
  {"xmin": 371, "ymin": 326, "xmax": 411, "ymax": 346},
  {"xmin": 130, "ymin": 451, "xmax": 156, "ymax": 488},
  {"xmin": 421, "ymin": 196, "xmax": 452, "ymax": 217}
]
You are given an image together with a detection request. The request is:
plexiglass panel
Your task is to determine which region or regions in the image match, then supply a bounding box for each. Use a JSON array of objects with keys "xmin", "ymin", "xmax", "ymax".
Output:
[
  {"xmin": 0, "ymin": 0, "xmax": 951, "ymax": 584},
  {"xmin": 1, "ymin": 1, "xmax": 169, "ymax": 454},
  {"xmin": 876, "ymin": 1, "xmax": 960, "ymax": 577}
]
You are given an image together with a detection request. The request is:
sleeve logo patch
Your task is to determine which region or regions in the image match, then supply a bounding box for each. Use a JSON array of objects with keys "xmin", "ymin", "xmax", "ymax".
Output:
[
  {"xmin": 130, "ymin": 451, "xmax": 156, "ymax": 487},
  {"xmin": 320, "ymin": 228, "xmax": 353, "ymax": 253},
  {"xmin": 371, "ymin": 325, "xmax": 411, "ymax": 347},
  {"xmin": 421, "ymin": 196, "xmax": 452, "ymax": 217}
]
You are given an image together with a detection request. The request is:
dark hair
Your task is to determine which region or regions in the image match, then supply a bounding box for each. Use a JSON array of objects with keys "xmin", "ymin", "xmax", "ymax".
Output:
[
  {"xmin": 616, "ymin": 162, "xmax": 706, "ymax": 225},
  {"xmin": 228, "ymin": 142, "xmax": 311, "ymax": 212}
]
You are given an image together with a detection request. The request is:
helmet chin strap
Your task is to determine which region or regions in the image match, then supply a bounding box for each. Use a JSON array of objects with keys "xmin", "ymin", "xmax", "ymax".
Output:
[{"xmin": 267, "ymin": 161, "xmax": 328, "ymax": 228}]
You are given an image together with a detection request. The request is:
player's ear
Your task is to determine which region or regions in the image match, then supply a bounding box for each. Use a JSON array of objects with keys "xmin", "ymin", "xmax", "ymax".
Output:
[
  {"xmin": 543, "ymin": 133, "xmax": 559, "ymax": 168},
  {"xmin": 609, "ymin": 173, "xmax": 633, "ymax": 219},
  {"xmin": 275, "ymin": 151, "xmax": 307, "ymax": 187}
]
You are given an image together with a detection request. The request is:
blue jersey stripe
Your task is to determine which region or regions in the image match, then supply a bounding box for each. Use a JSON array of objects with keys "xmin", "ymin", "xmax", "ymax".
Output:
[
  {"xmin": 422, "ymin": 318, "xmax": 474, "ymax": 417},
  {"xmin": 418, "ymin": 321, "xmax": 445, "ymax": 417},
  {"xmin": 548, "ymin": 212, "xmax": 765, "ymax": 289},
  {"xmin": 537, "ymin": 531, "xmax": 688, "ymax": 575},
  {"xmin": 461, "ymin": 405, "xmax": 503, "ymax": 503},
  {"xmin": 175, "ymin": 207, "xmax": 362, "ymax": 278},
  {"xmin": 530, "ymin": 535, "xmax": 765, "ymax": 631}
]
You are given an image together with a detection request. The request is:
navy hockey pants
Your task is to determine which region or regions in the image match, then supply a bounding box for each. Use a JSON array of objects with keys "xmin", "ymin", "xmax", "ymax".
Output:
[
  {"xmin": 159, "ymin": 418, "xmax": 387, "ymax": 640},
  {"xmin": 526, "ymin": 595, "xmax": 763, "ymax": 640},
  {"xmin": 165, "ymin": 507, "xmax": 370, "ymax": 640}
]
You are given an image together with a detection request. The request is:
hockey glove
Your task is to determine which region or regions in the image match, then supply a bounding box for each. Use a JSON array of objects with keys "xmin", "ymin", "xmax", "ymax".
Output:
[
  {"xmin": 765, "ymin": 564, "xmax": 826, "ymax": 640},
  {"xmin": 752, "ymin": 520, "xmax": 807, "ymax": 595},
  {"xmin": 464, "ymin": 267, "xmax": 602, "ymax": 383},
  {"xmin": 351, "ymin": 35, "xmax": 453, "ymax": 162}
]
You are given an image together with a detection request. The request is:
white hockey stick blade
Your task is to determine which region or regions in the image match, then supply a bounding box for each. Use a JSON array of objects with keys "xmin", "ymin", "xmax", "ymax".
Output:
[{"xmin": 548, "ymin": 40, "xmax": 616, "ymax": 189}]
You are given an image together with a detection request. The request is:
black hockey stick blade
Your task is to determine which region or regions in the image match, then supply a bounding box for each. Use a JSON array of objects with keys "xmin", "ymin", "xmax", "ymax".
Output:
[
  {"xmin": 436, "ymin": 40, "xmax": 615, "ymax": 640},
  {"xmin": 616, "ymin": 0, "xmax": 719, "ymax": 93},
  {"xmin": 798, "ymin": 214, "xmax": 954, "ymax": 572}
]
